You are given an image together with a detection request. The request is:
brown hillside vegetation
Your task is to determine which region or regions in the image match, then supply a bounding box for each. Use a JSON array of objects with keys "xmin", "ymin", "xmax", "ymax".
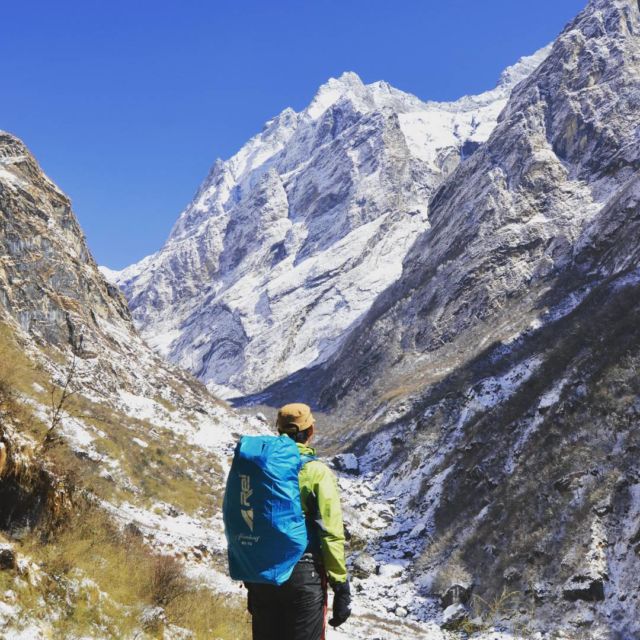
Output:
[{"xmin": 0, "ymin": 322, "xmax": 250, "ymax": 639}]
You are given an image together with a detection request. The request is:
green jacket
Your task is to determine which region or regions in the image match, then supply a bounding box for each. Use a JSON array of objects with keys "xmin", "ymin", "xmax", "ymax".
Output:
[{"xmin": 297, "ymin": 442, "xmax": 347, "ymax": 586}]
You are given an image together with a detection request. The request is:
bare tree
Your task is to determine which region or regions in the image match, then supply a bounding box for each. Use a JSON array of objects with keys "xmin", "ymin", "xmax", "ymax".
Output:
[{"xmin": 42, "ymin": 337, "xmax": 81, "ymax": 450}]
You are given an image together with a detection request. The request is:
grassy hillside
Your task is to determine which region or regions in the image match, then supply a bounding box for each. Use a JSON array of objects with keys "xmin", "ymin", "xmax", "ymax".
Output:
[{"xmin": 0, "ymin": 321, "xmax": 251, "ymax": 639}]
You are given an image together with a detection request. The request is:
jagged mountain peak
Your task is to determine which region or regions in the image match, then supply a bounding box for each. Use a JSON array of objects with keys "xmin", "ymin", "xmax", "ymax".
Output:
[
  {"xmin": 308, "ymin": 0, "xmax": 640, "ymax": 415},
  {"xmin": 305, "ymin": 70, "xmax": 367, "ymax": 118},
  {"xmin": 0, "ymin": 130, "xmax": 133, "ymax": 347},
  {"xmin": 315, "ymin": 70, "xmax": 364, "ymax": 93},
  {"xmin": 0, "ymin": 130, "xmax": 67, "ymax": 201},
  {"xmin": 153, "ymin": 47, "xmax": 554, "ymax": 255},
  {"xmin": 106, "ymin": 44, "xmax": 551, "ymax": 398},
  {"xmin": 496, "ymin": 43, "xmax": 554, "ymax": 89}
]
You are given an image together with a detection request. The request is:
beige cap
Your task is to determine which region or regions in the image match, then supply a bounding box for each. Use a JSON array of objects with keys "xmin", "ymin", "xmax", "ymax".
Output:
[{"xmin": 276, "ymin": 403, "xmax": 315, "ymax": 434}]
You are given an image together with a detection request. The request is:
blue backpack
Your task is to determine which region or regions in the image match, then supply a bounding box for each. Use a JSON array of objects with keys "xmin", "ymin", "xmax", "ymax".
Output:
[{"xmin": 223, "ymin": 435, "xmax": 316, "ymax": 585}]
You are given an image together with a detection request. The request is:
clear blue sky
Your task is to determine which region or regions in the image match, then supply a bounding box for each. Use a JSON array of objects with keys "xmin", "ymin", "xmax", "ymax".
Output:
[{"xmin": 1, "ymin": 0, "xmax": 586, "ymax": 269}]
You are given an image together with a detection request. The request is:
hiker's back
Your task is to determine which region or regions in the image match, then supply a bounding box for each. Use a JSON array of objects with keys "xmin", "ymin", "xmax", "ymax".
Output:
[{"xmin": 224, "ymin": 403, "xmax": 350, "ymax": 640}]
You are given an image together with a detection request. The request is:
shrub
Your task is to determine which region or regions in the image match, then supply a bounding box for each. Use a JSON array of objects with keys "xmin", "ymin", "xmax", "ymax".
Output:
[{"xmin": 149, "ymin": 554, "xmax": 189, "ymax": 606}]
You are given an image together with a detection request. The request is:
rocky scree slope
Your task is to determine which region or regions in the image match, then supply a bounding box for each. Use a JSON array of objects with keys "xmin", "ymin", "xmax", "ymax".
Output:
[
  {"xmin": 255, "ymin": 0, "xmax": 640, "ymax": 636},
  {"xmin": 0, "ymin": 130, "xmax": 264, "ymax": 638},
  {"xmin": 106, "ymin": 48, "xmax": 549, "ymax": 398}
]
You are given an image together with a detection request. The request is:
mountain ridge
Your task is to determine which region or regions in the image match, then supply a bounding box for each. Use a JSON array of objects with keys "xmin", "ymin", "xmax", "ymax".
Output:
[
  {"xmin": 104, "ymin": 45, "xmax": 551, "ymax": 398},
  {"xmin": 0, "ymin": 127, "xmax": 267, "ymax": 637}
]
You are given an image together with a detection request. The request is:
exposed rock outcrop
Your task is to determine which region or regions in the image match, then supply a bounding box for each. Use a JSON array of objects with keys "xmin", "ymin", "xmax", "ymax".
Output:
[
  {"xmin": 441, "ymin": 603, "xmax": 469, "ymax": 630},
  {"xmin": 0, "ymin": 132, "xmax": 131, "ymax": 351},
  {"xmin": 563, "ymin": 574, "xmax": 606, "ymax": 602},
  {"xmin": 0, "ymin": 543, "xmax": 16, "ymax": 571}
]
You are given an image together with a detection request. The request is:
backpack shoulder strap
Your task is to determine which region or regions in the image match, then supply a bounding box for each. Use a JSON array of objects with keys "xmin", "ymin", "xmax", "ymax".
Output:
[{"xmin": 299, "ymin": 453, "xmax": 317, "ymax": 467}]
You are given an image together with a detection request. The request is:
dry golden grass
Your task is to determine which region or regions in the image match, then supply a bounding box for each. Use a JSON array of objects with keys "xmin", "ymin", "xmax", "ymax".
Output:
[
  {"xmin": 0, "ymin": 322, "xmax": 51, "ymax": 397},
  {"xmin": 166, "ymin": 588, "xmax": 252, "ymax": 639},
  {"xmin": 19, "ymin": 500, "xmax": 250, "ymax": 639}
]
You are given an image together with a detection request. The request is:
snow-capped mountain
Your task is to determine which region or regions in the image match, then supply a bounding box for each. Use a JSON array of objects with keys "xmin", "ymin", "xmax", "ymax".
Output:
[
  {"xmin": 0, "ymin": 129, "xmax": 521, "ymax": 640},
  {"xmin": 105, "ymin": 47, "xmax": 550, "ymax": 398}
]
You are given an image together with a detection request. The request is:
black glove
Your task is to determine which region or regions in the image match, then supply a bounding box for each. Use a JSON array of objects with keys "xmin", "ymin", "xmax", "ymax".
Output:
[{"xmin": 329, "ymin": 580, "xmax": 351, "ymax": 628}]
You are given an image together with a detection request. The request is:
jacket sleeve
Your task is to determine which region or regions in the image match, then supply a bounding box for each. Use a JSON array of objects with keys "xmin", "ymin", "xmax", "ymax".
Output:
[{"xmin": 305, "ymin": 461, "xmax": 348, "ymax": 586}]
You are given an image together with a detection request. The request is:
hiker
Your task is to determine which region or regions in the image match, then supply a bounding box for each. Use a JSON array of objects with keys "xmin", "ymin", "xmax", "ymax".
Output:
[{"xmin": 224, "ymin": 402, "xmax": 351, "ymax": 640}]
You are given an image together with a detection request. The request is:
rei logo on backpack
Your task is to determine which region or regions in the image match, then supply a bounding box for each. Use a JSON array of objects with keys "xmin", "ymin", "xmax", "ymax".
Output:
[{"xmin": 223, "ymin": 434, "xmax": 316, "ymax": 585}]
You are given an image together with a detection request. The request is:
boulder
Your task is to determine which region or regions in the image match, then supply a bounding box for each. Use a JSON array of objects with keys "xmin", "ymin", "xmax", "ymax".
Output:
[
  {"xmin": 503, "ymin": 567, "xmax": 521, "ymax": 583},
  {"xmin": 562, "ymin": 574, "xmax": 605, "ymax": 602},
  {"xmin": 0, "ymin": 544, "xmax": 16, "ymax": 571},
  {"xmin": 441, "ymin": 603, "xmax": 469, "ymax": 630},
  {"xmin": 332, "ymin": 453, "xmax": 359, "ymax": 475},
  {"xmin": 377, "ymin": 563, "xmax": 404, "ymax": 579},
  {"xmin": 352, "ymin": 552, "xmax": 378, "ymax": 579},
  {"xmin": 441, "ymin": 583, "xmax": 472, "ymax": 608},
  {"xmin": 394, "ymin": 605, "xmax": 408, "ymax": 618},
  {"xmin": 166, "ymin": 505, "xmax": 179, "ymax": 518},
  {"xmin": 531, "ymin": 581, "xmax": 551, "ymax": 603},
  {"xmin": 570, "ymin": 609, "xmax": 595, "ymax": 628},
  {"xmin": 593, "ymin": 499, "xmax": 612, "ymax": 517}
]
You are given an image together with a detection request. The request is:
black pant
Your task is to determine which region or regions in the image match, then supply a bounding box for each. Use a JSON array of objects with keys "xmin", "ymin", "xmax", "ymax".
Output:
[{"xmin": 247, "ymin": 557, "xmax": 327, "ymax": 640}]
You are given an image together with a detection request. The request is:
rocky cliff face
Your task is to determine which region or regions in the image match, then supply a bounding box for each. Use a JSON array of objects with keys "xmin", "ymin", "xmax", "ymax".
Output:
[
  {"xmin": 106, "ymin": 49, "xmax": 549, "ymax": 398},
  {"xmin": 252, "ymin": 0, "xmax": 640, "ymax": 636},
  {"xmin": 0, "ymin": 132, "xmax": 131, "ymax": 352},
  {"xmin": 306, "ymin": 0, "xmax": 640, "ymax": 419},
  {"xmin": 0, "ymin": 129, "xmax": 247, "ymax": 418},
  {"xmin": 0, "ymin": 130, "xmax": 265, "ymax": 637}
]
